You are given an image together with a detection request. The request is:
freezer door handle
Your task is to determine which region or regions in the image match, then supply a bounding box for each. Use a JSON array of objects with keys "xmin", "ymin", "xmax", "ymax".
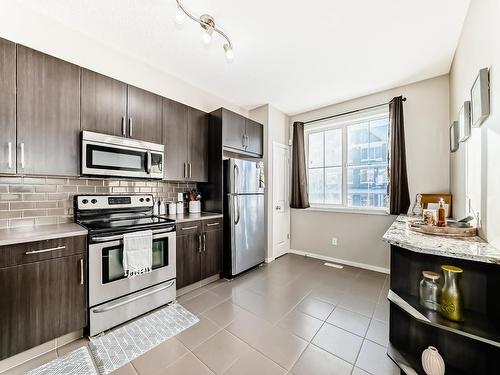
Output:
[{"xmin": 233, "ymin": 164, "xmax": 240, "ymax": 194}]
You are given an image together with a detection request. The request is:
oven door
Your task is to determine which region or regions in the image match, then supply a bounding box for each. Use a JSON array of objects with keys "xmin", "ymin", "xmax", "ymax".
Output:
[{"xmin": 88, "ymin": 229, "xmax": 176, "ymax": 307}]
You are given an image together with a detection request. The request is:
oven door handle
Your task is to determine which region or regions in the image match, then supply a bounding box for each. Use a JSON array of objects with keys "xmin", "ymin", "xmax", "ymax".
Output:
[
  {"xmin": 92, "ymin": 280, "xmax": 175, "ymax": 314},
  {"xmin": 92, "ymin": 227, "xmax": 174, "ymax": 242}
]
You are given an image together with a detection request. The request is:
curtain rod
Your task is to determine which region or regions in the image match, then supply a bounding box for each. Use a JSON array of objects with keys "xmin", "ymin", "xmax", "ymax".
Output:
[{"xmin": 303, "ymin": 97, "xmax": 406, "ymax": 125}]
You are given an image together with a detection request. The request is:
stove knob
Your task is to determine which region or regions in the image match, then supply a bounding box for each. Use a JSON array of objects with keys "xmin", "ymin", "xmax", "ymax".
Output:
[
  {"xmin": 139, "ymin": 198, "xmax": 144, "ymax": 202},
  {"xmin": 82, "ymin": 199, "xmax": 88, "ymax": 204},
  {"xmin": 91, "ymin": 199, "xmax": 97, "ymax": 204},
  {"xmin": 145, "ymin": 198, "xmax": 151, "ymax": 202}
]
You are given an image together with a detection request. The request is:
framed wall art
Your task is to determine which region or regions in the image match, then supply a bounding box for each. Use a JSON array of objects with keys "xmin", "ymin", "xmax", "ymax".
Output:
[
  {"xmin": 450, "ymin": 121, "xmax": 459, "ymax": 152},
  {"xmin": 470, "ymin": 67, "xmax": 490, "ymax": 127},
  {"xmin": 458, "ymin": 101, "xmax": 471, "ymax": 143}
]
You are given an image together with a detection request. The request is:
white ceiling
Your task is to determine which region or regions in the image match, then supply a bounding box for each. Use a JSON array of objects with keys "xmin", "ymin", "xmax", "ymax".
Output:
[{"xmin": 9, "ymin": 0, "xmax": 470, "ymax": 115}]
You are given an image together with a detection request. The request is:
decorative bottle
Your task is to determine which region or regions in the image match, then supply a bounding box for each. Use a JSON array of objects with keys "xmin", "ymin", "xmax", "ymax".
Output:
[
  {"xmin": 412, "ymin": 194, "xmax": 423, "ymax": 217},
  {"xmin": 419, "ymin": 271, "xmax": 441, "ymax": 311},
  {"xmin": 440, "ymin": 265, "xmax": 464, "ymax": 322},
  {"xmin": 437, "ymin": 198, "xmax": 446, "ymax": 227}
]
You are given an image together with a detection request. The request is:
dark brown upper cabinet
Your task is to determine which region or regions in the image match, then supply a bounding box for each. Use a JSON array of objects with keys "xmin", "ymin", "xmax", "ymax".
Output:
[
  {"xmin": 218, "ymin": 108, "xmax": 263, "ymax": 157},
  {"xmin": 163, "ymin": 99, "xmax": 208, "ymax": 182},
  {"xmin": 81, "ymin": 69, "xmax": 128, "ymax": 137},
  {"xmin": 222, "ymin": 108, "xmax": 247, "ymax": 152},
  {"xmin": 0, "ymin": 38, "xmax": 16, "ymax": 175},
  {"xmin": 127, "ymin": 85, "xmax": 163, "ymax": 144},
  {"xmin": 16, "ymin": 45, "xmax": 81, "ymax": 176},
  {"xmin": 163, "ymin": 99, "xmax": 188, "ymax": 180},
  {"xmin": 81, "ymin": 71, "xmax": 162, "ymax": 144},
  {"xmin": 187, "ymin": 107, "xmax": 208, "ymax": 182},
  {"xmin": 245, "ymin": 118, "xmax": 264, "ymax": 156}
]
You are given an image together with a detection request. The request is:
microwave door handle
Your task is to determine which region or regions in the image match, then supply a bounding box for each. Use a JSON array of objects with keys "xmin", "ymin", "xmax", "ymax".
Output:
[{"xmin": 146, "ymin": 151, "xmax": 152, "ymax": 174}]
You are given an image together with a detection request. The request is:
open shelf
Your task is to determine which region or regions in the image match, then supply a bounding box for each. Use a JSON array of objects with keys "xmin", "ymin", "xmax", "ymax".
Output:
[{"xmin": 388, "ymin": 289, "xmax": 500, "ymax": 347}]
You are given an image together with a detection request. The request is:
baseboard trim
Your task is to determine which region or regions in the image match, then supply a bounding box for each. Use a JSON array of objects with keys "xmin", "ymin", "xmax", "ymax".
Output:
[
  {"xmin": 288, "ymin": 249, "xmax": 390, "ymax": 274},
  {"xmin": 265, "ymin": 257, "xmax": 275, "ymax": 263}
]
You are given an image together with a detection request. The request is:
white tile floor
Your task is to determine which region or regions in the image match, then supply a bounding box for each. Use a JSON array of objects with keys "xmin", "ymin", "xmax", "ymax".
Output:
[{"xmin": 2, "ymin": 254, "xmax": 399, "ymax": 375}]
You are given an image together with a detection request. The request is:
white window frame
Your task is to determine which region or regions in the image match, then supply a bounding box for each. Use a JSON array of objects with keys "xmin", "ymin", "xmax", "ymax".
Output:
[{"xmin": 304, "ymin": 106, "xmax": 390, "ymax": 214}]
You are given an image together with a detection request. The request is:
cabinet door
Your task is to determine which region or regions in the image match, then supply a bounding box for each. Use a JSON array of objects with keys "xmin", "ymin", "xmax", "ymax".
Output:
[
  {"xmin": 201, "ymin": 229, "xmax": 222, "ymax": 279},
  {"xmin": 222, "ymin": 109, "xmax": 246, "ymax": 152},
  {"xmin": 127, "ymin": 85, "xmax": 163, "ymax": 143},
  {"xmin": 175, "ymin": 233, "xmax": 202, "ymax": 289},
  {"xmin": 17, "ymin": 46, "xmax": 81, "ymax": 176},
  {"xmin": 81, "ymin": 69, "xmax": 127, "ymax": 137},
  {"xmin": 0, "ymin": 255, "xmax": 86, "ymax": 360},
  {"xmin": 163, "ymin": 99, "xmax": 188, "ymax": 180},
  {"xmin": 0, "ymin": 38, "xmax": 16, "ymax": 174},
  {"xmin": 187, "ymin": 107, "xmax": 208, "ymax": 182},
  {"xmin": 245, "ymin": 118, "xmax": 263, "ymax": 156}
]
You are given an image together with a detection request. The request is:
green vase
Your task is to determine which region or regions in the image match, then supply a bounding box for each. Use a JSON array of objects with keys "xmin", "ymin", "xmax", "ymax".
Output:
[{"xmin": 440, "ymin": 265, "xmax": 464, "ymax": 322}]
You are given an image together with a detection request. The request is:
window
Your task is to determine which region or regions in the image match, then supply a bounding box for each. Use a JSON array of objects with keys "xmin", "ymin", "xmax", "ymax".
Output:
[{"xmin": 305, "ymin": 108, "xmax": 389, "ymax": 210}]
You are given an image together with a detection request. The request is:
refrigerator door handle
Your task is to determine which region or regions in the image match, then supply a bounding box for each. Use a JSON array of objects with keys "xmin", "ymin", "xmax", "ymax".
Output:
[
  {"xmin": 234, "ymin": 195, "xmax": 240, "ymax": 225},
  {"xmin": 233, "ymin": 164, "xmax": 240, "ymax": 194}
]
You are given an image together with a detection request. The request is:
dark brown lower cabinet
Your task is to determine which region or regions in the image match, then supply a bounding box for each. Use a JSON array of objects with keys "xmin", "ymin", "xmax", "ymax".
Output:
[
  {"xmin": 175, "ymin": 230, "xmax": 202, "ymax": 289},
  {"xmin": 176, "ymin": 219, "xmax": 222, "ymax": 290},
  {"xmin": 0, "ymin": 237, "xmax": 86, "ymax": 360}
]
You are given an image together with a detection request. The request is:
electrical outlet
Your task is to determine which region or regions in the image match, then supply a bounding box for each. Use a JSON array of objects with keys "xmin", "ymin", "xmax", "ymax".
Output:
[{"xmin": 331, "ymin": 237, "xmax": 338, "ymax": 246}]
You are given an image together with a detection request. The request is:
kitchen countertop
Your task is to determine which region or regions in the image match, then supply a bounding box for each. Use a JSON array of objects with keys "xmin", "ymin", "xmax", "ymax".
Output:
[
  {"xmin": 383, "ymin": 215, "xmax": 500, "ymax": 265},
  {"xmin": 159, "ymin": 212, "xmax": 223, "ymax": 223},
  {"xmin": 0, "ymin": 223, "xmax": 88, "ymax": 247}
]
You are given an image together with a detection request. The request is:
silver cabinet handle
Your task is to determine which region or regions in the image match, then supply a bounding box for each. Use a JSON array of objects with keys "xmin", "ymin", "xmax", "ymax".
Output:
[
  {"xmin": 242, "ymin": 134, "xmax": 246, "ymax": 147},
  {"xmin": 245, "ymin": 135, "xmax": 249, "ymax": 149},
  {"xmin": 203, "ymin": 232, "xmax": 206, "ymax": 252},
  {"xmin": 188, "ymin": 163, "xmax": 192, "ymax": 178},
  {"xmin": 25, "ymin": 246, "xmax": 65, "ymax": 255},
  {"xmin": 122, "ymin": 116, "xmax": 126, "ymax": 136},
  {"xmin": 80, "ymin": 258, "xmax": 84, "ymax": 285},
  {"xmin": 129, "ymin": 117, "xmax": 133, "ymax": 137},
  {"xmin": 8, "ymin": 142, "xmax": 12, "ymax": 169},
  {"xmin": 20, "ymin": 143, "xmax": 25, "ymax": 169},
  {"xmin": 183, "ymin": 162, "xmax": 187, "ymax": 179},
  {"xmin": 206, "ymin": 222, "xmax": 220, "ymax": 227},
  {"xmin": 198, "ymin": 234, "xmax": 202, "ymax": 253},
  {"xmin": 181, "ymin": 225, "xmax": 199, "ymax": 231},
  {"xmin": 92, "ymin": 280, "xmax": 175, "ymax": 314}
]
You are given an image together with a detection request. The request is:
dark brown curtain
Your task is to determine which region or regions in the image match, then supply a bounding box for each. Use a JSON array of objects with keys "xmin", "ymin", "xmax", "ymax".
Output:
[
  {"xmin": 290, "ymin": 122, "xmax": 310, "ymax": 209},
  {"xmin": 388, "ymin": 96, "xmax": 410, "ymax": 215}
]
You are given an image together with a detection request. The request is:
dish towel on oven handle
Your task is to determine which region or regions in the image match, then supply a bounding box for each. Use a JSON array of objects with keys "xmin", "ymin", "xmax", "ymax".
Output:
[{"xmin": 123, "ymin": 230, "xmax": 153, "ymax": 278}]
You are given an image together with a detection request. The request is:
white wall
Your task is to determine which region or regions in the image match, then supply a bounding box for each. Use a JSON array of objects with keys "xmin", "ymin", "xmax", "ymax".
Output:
[
  {"xmin": 249, "ymin": 105, "xmax": 290, "ymax": 261},
  {"xmin": 290, "ymin": 75, "xmax": 450, "ymax": 271},
  {"xmin": 449, "ymin": 0, "xmax": 500, "ymax": 246},
  {"xmin": 0, "ymin": 2, "xmax": 246, "ymax": 115}
]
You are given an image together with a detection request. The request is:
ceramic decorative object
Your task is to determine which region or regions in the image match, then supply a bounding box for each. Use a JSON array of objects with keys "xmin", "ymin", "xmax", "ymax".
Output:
[
  {"xmin": 440, "ymin": 265, "xmax": 464, "ymax": 322},
  {"xmin": 189, "ymin": 200, "xmax": 201, "ymax": 213},
  {"xmin": 421, "ymin": 346, "xmax": 445, "ymax": 375},
  {"xmin": 419, "ymin": 271, "xmax": 441, "ymax": 311}
]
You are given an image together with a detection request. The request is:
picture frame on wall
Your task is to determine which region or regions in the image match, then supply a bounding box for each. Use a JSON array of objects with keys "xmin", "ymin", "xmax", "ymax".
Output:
[
  {"xmin": 450, "ymin": 121, "xmax": 459, "ymax": 152},
  {"xmin": 470, "ymin": 67, "xmax": 490, "ymax": 127},
  {"xmin": 458, "ymin": 101, "xmax": 471, "ymax": 143}
]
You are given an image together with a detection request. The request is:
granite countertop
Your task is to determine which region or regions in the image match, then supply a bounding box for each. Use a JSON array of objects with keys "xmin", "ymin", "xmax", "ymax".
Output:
[
  {"xmin": 158, "ymin": 212, "xmax": 223, "ymax": 223},
  {"xmin": 0, "ymin": 223, "xmax": 88, "ymax": 247},
  {"xmin": 383, "ymin": 215, "xmax": 500, "ymax": 265}
]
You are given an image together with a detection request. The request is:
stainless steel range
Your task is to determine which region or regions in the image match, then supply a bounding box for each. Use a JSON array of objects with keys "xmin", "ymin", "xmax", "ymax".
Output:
[{"xmin": 75, "ymin": 194, "xmax": 176, "ymax": 336}]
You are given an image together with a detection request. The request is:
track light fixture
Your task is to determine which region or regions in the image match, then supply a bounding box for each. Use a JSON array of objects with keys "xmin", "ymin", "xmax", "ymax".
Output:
[{"xmin": 174, "ymin": 0, "xmax": 234, "ymax": 62}]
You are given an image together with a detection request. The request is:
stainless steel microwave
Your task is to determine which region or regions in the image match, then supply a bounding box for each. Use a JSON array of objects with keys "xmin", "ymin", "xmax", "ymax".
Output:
[{"xmin": 81, "ymin": 131, "xmax": 164, "ymax": 179}]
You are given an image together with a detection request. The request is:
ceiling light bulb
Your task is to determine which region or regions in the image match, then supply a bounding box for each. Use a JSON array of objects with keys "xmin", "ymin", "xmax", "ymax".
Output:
[
  {"xmin": 175, "ymin": 6, "xmax": 185, "ymax": 25},
  {"xmin": 202, "ymin": 29, "xmax": 212, "ymax": 45},
  {"xmin": 224, "ymin": 44, "xmax": 234, "ymax": 62}
]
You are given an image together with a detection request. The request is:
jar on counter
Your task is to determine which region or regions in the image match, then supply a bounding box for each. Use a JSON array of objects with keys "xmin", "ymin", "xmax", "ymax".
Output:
[{"xmin": 419, "ymin": 271, "xmax": 441, "ymax": 311}]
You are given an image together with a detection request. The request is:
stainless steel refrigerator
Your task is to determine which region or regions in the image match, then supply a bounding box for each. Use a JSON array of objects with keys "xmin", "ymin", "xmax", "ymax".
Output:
[{"xmin": 223, "ymin": 158, "xmax": 265, "ymax": 277}]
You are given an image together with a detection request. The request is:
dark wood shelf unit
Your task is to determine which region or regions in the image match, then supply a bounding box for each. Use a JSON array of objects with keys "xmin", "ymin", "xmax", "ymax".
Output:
[{"xmin": 389, "ymin": 244, "xmax": 500, "ymax": 374}]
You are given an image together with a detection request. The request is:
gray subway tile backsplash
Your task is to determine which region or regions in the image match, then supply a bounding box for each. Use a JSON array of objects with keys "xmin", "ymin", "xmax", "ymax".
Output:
[{"xmin": 0, "ymin": 176, "xmax": 196, "ymax": 228}]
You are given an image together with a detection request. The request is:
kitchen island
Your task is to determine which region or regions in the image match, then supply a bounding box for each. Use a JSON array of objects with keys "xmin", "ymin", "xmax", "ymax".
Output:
[{"xmin": 383, "ymin": 216, "xmax": 500, "ymax": 375}]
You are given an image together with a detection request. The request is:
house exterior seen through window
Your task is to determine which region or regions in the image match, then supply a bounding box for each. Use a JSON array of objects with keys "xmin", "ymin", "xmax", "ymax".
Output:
[{"xmin": 305, "ymin": 107, "xmax": 389, "ymax": 210}]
